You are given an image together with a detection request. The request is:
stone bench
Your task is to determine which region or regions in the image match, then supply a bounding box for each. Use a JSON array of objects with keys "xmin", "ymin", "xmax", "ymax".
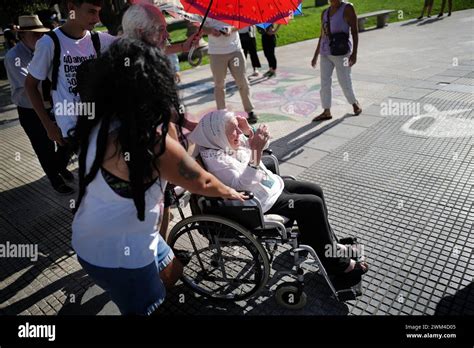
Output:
[{"xmin": 358, "ymin": 10, "xmax": 396, "ymax": 32}]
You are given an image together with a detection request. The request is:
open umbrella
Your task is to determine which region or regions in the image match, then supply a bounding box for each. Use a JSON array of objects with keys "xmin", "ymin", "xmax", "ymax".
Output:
[
  {"xmin": 256, "ymin": 3, "xmax": 302, "ymax": 29},
  {"xmin": 179, "ymin": 0, "xmax": 303, "ymax": 29}
]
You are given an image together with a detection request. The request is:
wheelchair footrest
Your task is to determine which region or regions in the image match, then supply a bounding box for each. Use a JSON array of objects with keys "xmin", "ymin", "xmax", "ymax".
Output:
[{"xmin": 334, "ymin": 280, "xmax": 363, "ymax": 302}]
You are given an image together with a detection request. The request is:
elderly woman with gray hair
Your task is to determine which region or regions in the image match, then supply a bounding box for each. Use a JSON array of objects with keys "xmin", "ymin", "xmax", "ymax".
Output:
[{"xmin": 189, "ymin": 111, "xmax": 369, "ymax": 283}]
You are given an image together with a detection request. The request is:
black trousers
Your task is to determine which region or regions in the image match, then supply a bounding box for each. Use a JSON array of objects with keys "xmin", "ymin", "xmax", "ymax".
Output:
[
  {"xmin": 17, "ymin": 106, "xmax": 71, "ymax": 186},
  {"xmin": 267, "ymin": 179, "xmax": 350, "ymax": 273},
  {"xmin": 239, "ymin": 33, "xmax": 261, "ymax": 69},
  {"xmin": 262, "ymin": 34, "xmax": 277, "ymax": 70}
]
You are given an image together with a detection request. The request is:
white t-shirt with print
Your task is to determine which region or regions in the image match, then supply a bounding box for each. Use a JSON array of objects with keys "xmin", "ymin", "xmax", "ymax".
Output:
[
  {"xmin": 28, "ymin": 28, "xmax": 117, "ymax": 137},
  {"xmin": 204, "ymin": 18, "xmax": 242, "ymax": 55}
]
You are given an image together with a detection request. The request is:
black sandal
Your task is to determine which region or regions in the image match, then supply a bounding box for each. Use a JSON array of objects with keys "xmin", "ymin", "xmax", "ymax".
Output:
[
  {"xmin": 312, "ymin": 112, "xmax": 332, "ymax": 122},
  {"xmin": 331, "ymin": 261, "xmax": 368, "ymax": 290},
  {"xmin": 339, "ymin": 237, "xmax": 364, "ymax": 260}
]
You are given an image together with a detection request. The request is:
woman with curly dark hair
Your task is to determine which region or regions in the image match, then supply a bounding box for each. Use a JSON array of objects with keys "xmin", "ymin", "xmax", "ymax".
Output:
[{"xmin": 70, "ymin": 38, "xmax": 246, "ymax": 315}]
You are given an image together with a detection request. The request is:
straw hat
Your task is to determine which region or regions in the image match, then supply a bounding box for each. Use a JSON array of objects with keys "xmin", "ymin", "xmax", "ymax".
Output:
[{"xmin": 17, "ymin": 15, "xmax": 50, "ymax": 33}]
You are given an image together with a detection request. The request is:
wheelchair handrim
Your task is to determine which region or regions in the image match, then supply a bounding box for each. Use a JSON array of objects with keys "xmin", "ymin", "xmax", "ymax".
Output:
[{"xmin": 169, "ymin": 214, "xmax": 271, "ymax": 301}]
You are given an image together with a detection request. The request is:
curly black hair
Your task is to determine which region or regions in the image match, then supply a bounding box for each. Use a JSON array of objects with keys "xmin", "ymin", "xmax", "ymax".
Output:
[{"xmin": 70, "ymin": 37, "xmax": 186, "ymax": 221}]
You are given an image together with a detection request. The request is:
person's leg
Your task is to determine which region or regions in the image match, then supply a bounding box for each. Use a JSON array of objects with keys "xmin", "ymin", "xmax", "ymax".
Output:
[
  {"xmin": 228, "ymin": 50, "xmax": 254, "ymax": 113},
  {"xmin": 418, "ymin": 3, "xmax": 426, "ymax": 18},
  {"xmin": 439, "ymin": 0, "xmax": 446, "ymax": 16},
  {"xmin": 249, "ymin": 37, "xmax": 262, "ymax": 70},
  {"xmin": 266, "ymin": 190, "xmax": 350, "ymax": 273},
  {"xmin": 156, "ymin": 237, "xmax": 183, "ymax": 290},
  {"xmin": 448, "ymin": 0, "xmax": 452, "ymax": 15},
  {"xmin": 262, "ymin": 34, "xmax": 271, "ymax": 69},
  {"xmin": 78, "ymin": 256, "xmax": 167, "ymax": 315},
  {"xmin": 209, "ymin": 53, "xmax": 230, "ymax": 110},
  {"xmin": 332, "ymin": 55, "xmax": 360, "ymax": 113},
  {"xmin": 159, "ymin": 258, "xmax": 183, "ymax": 290},
  {"xmin": 314, "ymin": 54, "xmax": 335, "ymax": 121},
  {"xmin": 239, "ymin": 34, "xmax": 250, "ymax": 59},
  {"xmin": 427, "ymin": 0, "xmax": 433, "ymax": 16},
  {"xmin": 55, "ymin": 141, "xmax": 73, "ymax": 174},
  {"xmin": 159, "ymin": 207, "xmax": 170, "ymax": 240},
  {"xmin": 268, "ymin": 35, "xmax": 277, "ymax": 71},
  {"xmin": 282, "ymin": 179, "xmax": 329, "ymax": 216},
  {"xmin": 17, "ymin": 107, "xmax": 63, "ymax": 186}
]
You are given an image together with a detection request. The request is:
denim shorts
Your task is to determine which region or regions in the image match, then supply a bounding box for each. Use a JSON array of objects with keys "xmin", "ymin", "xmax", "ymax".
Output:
[{"xmin": 78, "ymin": 237, "xmax": 174, "ymax": 315}]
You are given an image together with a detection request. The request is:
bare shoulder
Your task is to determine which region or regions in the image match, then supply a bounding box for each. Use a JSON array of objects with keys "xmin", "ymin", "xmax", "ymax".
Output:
[{"xmin": 344, "ymin": 3, "xmax": 357, "ymax": 15}]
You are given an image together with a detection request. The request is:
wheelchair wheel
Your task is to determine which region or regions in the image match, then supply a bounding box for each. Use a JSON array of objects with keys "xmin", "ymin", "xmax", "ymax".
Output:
[
  {"xmin": 275, "ymin": 282, "xmax": 307, "ymax": 310},
  {"xmin": 169, "ymin": 215, "xmax": 270, "ymax": 301}
]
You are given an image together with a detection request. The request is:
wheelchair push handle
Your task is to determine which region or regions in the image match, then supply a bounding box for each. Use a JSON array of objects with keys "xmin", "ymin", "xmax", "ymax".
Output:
[{"xmin": 241, "ymin": 191, "xmax": 254, "ymax": 200}]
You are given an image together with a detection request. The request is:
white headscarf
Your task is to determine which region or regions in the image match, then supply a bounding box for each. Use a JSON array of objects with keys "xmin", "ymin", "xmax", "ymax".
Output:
[{"xmin": 188, "ymin": 110, "xmax": 236, "ymax": 153}]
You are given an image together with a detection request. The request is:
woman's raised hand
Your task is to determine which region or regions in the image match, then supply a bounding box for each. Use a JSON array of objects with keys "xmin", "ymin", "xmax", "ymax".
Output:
[
  {"xmin": 249, "ymin": 124, "xmax": 270, "ymax": 152},
  {"xmin": 236, "ymin": 115, "xmax": 253, "ymax": 136}
]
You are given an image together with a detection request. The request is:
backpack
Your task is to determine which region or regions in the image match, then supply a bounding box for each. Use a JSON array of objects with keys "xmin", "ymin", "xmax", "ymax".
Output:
[{"xmin": 44, "ymin": 30, "xmax": 101, "ymax": 91}]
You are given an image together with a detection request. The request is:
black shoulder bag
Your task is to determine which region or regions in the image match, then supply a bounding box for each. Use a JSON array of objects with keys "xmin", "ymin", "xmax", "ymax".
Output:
[{"xmin": 326, "ymin": 7, "xmax": 350, "ymax": 56}]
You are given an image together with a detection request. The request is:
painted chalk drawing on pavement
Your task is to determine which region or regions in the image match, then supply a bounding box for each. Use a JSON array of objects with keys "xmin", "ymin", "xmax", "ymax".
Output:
[{"xmin": 401, "ymin": 104, "xmax": 474, "ymax": 138}]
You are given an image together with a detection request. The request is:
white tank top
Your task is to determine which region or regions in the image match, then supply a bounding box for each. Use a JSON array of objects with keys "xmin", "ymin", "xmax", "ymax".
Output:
[{"xmin": 71, "ymin": 120, "xmax": 167, "ymax": 269}]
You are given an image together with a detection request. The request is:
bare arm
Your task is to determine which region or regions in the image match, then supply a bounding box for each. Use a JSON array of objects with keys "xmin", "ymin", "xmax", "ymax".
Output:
[
  {"xmin": 165, "ymin": 30, "xmax": 203, "ymax": 54},
  {"xmin": 311, "ymin": 12, "xmax": 325, "ymax": 67},
  {"xmin": 25, "ymin": 74, "xmax": 64, "ymax": 145},
  {"xmin": 158, "ymin": 135, "xmax": 245, "ymax": 200},
  {"xmin": 345, "ymin": 4, "xmax": 359, "ymax": 65},
  {"xmin": 202, "ymin": 27, "xmax": 221, "ymax": 37},
  {"xmin": 267, "ymin": 24, "xmax": 281, "ymax": 35}
]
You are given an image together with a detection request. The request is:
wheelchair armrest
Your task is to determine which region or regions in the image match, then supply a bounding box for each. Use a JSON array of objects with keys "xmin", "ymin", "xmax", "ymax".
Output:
[
  {"xmin": 197, "ymin": 193, "xmax": 265, "ymax": 229},
  {"xmin": 263, "ymin": 149, "xmax": 273, "ymax": 155},
  {"xmin": 199, "ymin": 191, "xmax": 254, "ymax": 202},
  {"xmin": 262, "ymin": 153, "xmax": 280, "ymax": 175},
  {"xmin": 280, "ymin": 175, "xmax": 296, "ymax": 180}
]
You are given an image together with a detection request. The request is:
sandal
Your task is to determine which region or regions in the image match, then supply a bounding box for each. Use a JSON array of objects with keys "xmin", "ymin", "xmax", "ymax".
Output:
[
  {"xmin": 339, "ymin": 237, "xmax": 364, "ymax": 260},
  {"xmin": 312, "ymin": 112, "xmax": 332, "ymax": 122},
  {"xmin": 331, "ymin": 260, "xmax": 369, "ymax": 290},
  {"xmin": 353, "ymin": 103, "xmax": 362, "ymax": 116}
]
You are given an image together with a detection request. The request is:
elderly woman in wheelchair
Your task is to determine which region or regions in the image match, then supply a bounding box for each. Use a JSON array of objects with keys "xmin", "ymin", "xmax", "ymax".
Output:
[{"xmin": 168, "ymin": 110, "xmax": 368, "ymax": 308}]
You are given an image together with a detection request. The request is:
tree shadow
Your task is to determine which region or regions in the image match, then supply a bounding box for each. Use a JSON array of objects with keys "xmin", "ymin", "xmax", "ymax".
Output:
[
  {"xmin": 0, "ymin": 168, "xmax": 83, "ymax": 315},
  {"xmin": 435, "ymin": 282, "xmax": 474, "ymax": 315},
  {"xmin": 0, "ymin": 268, "xmax": 111, "ymax": 315}
]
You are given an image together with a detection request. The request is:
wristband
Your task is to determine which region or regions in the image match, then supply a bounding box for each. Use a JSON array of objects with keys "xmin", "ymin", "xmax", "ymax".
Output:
[
  {"xmin": 248, "ymin": 162, "xmax": 258, "ymax": 169},
  {"xmin": 245, "ymin": 125, "xmax": 257, "ymax": 138}
]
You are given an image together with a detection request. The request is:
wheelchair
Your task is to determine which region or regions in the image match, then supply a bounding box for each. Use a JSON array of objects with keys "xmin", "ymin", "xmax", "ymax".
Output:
[{"xmin": 167, "ymin": 150, "xmax": 362, "ymax": 309}]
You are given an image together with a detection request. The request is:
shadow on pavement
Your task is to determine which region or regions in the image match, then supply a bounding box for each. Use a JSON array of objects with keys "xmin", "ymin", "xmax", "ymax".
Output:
[
  {"xmin": 417, "ymin": 17, "xmax": 444, "ymax": 26},
  {"xmin": 435, "ymin": 282, "xmax": 474, "ymax": 315},
  {"xmin": 270, "ymin": 113, "xmax": 354, "ymax": 161},
  {"xmin": 0, "ymin": 172, "xmax": 83, "ymax": 315},
  {"xmin": 400, "ymin": 19, "xmax": 423, "ymax": 27}
]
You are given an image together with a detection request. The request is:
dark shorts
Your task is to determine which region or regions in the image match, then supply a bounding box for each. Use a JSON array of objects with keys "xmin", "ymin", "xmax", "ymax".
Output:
[{"xmin": 77, "ymin": 237, "xmax": 174, "ymax": 315}]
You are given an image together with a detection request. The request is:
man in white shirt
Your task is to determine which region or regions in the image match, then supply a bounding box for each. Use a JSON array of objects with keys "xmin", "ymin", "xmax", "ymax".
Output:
[
  {"xmin": 25, "ymin": 0, "xmax": 117, "ymax": 147},
  {"xmin": 203, "ymin": 18, "xmax": 258, "ymax": 124}
]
